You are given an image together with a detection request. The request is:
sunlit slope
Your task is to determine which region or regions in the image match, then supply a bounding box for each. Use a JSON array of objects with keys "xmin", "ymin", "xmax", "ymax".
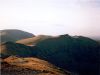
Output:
[
  {"xmin": 2, "ymin": 56, "xmax": 70, "ymax": 75},
  {"xmin": 16, "ymin": 35, "xmax": 52, "ymax": 46}
]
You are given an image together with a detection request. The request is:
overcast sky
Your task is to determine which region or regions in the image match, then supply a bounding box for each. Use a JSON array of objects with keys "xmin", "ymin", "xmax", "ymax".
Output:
[{"xmin": 0, "ymin": 0, "xmax": 100, "ymax": 37}]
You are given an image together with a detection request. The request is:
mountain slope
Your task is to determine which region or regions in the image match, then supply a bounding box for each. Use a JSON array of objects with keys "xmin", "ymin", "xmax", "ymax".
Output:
[
  {"xmin": 1, "ymin": 34, "xmax": 100, "ymax": 75},
  {"xmin": 0, "ymin": 29, "xmax": 34, "ymax": 43},
  {"xmin": 16, "ymin": 35, "xmax": 52, "ymax": 46},
  {"xmin": 36, "ymin": 34, "xmax": 100, "ymax": 75},
  {"xmin": 1, "ymin": 56, "xmax": 70, "ymax": 75}
]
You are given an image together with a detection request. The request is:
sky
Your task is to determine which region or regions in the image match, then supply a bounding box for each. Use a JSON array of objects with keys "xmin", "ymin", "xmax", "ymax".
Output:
[{"xmin": 0, "ymin": 0, "xmax": 100, "ymax": 38}]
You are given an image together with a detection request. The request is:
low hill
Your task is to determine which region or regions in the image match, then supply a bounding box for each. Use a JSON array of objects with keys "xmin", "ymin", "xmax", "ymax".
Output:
[
  {"xmin": 0, "ymin": 29, "xmax": 34, "ymax": 43},
  {"xmin": 1, "ymin": 56, "xmax": 70, "ymax": 75},
  {"xmin": 0, "ymin": 42, "xmax": 39, "ymax": 58}
]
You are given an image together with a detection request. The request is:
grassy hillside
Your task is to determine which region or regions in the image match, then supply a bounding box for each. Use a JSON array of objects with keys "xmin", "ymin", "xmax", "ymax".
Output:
[
  {"xmin": 1, "ymin": 56, "xmax": 70, "ymax": 75},
  {"xmin": 16, "ymin": 35, "xmax": 52, "ymax": 46}
]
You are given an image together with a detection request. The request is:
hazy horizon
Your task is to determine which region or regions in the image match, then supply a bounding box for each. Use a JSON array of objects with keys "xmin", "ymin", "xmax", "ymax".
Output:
[{"xmin": 0, "ymin": 0, "xmax": 100, "ymax": 38}]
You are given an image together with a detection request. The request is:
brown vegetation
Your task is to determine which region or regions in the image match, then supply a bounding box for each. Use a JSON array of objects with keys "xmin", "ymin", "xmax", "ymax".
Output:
[
  {"xmin": 1, "ymin": 56, "xmax": 70, "ymax": 75},
  {"xmin": 16, "ymin": 35, "xmax": 52, "ymax": 46}
]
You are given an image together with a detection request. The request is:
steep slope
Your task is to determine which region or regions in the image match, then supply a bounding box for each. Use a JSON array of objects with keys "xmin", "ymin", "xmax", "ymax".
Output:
[
  {"xmin": 1, "ymin": 56, "xmax": 70, "ymax": 75},
  {"xmin": 16, "ymin": 35, "xmax": 52, "ymax": 46},
  {"xmin": 36, "ymin": 34, "xmax": 100, "ymax": 75},
  {"xmin": 0, "ymin": 29, "xmax": 34, "ymax": 43}
]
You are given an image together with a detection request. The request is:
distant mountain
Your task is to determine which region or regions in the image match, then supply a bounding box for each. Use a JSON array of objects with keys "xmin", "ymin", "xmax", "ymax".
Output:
[
  {"xmin": 0, "ymin": 29, "xmax": 34, "ymax": 43},
  {"xmin": 89, "ymin": 37, "xmax": 100, "ymax": 44},
  {"xmin": 96, "ymin": 40, "xmax": 100, "ymax": 44},
  {"xmin": 16, "ymin": 35, "xmax": 52, "ymax": 46},
  {"xmin": 1, "ymin": 56, "xmax": 70, "ymax": 75},
  {"xmin": 36, "ymin": 34, "xmax": 100, "ymax": 75}
]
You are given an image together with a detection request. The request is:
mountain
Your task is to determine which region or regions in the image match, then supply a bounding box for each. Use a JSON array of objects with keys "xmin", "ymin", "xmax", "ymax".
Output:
[
  {"xmin": 0, "ymin": 29, "xmax": 34, "ymax": 43},
  {"xmin": 1, "ymin": 34, "xmax": 100, "ymax": 75},
  {"xmin": 0, "ymin": 42, "xmax": 71, "ymax": 75},
  {"xmin": 1, "ymin": 56, "xmax": 70, "ymax": 75},
  {"xmin": 16, "ymin": 35, "xmax": 52, "ymax": 46},
  {"xmin": 36, "ymin": 34, "xmax": 100, "ymax": 75}
]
